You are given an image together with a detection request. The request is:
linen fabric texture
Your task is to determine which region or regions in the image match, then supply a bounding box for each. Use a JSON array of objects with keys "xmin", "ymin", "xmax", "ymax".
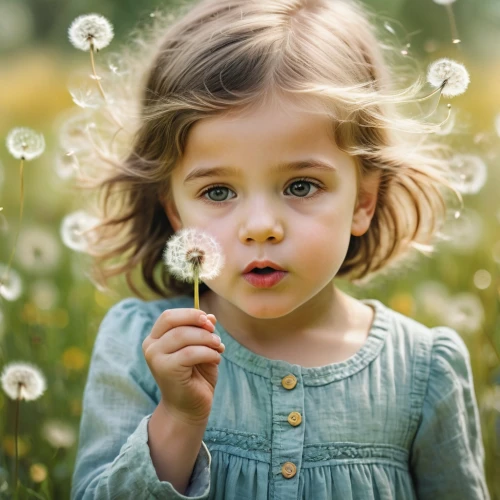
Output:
[{"xmin": 71, "ymin": 295, "xmax": 490, "ymax": 500}]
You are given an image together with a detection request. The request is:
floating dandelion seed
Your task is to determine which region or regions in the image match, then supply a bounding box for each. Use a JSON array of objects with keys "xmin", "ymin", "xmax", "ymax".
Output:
[
  {"xmin": 1, "ymin": 361, "xmax": 46, "ymax": 494},
  {"xmin": 433, "ymin": 0, "xmax": 460, "ymax": 44},
  {"xmin": 60, "ymin": 210, "xmax": 100, "ymax": 252},
  {"xmin": 163, "ymin": 228, "xmax": 224, "ymax": 309},
  {"xmin": 427, "ymin": 58, "xmax": 470, "ymax": 97},
  {"xmin": 68, "ymin": 14, "xmax": 113, "ymax": 52},
  {"xmin": 6, "ymin": 127, "xmax": 45, "ymax": 161}
]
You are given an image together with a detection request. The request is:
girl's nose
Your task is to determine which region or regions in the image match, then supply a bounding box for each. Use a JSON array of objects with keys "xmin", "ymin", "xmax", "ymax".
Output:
[{"xmin": 237, "ymin": 198, "xmax": 284, "ymax": 244}]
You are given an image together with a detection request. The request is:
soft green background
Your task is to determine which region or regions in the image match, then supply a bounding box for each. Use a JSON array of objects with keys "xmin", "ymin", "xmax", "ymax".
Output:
[{"xmin": 0, "ymin": 0, "xmax": 499, "ymax": 498}]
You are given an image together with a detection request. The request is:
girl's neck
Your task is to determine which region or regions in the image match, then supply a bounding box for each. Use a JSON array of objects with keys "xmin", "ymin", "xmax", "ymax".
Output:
[{"xmin": 199, "ymin": 284, "xmax": 373, "ymax": 362}]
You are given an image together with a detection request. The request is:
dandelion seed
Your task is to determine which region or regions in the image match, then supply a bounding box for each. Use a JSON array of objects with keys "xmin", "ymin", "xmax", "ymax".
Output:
[
  {"xmin": 427, "ymin": 58, "xmax": 470, "ymax": 98},
  {"xmin": 1, "ymin": 362, "xmax": 46, "ymax": 401},
  {"xmin": 6, "ymin": 127, "xmax": 45, "ymax": 161},
  {"xmin": 42, "ymin": 420, "xmax": 76, "ymax": 448},
  {"xmin": 450, "ymin": 154, "xmax": 487, "ymax": 195},
  {"xmin": 164, "ymin": 228, "xmax": 224, "ymax": 309},
  {"xmin": 60, "ymin": 210, "xmax": 100, "ymax": 252},
  {"xmin": 68, "ymin": 14, "xmax": 113, "ymax": 52},
  {"xmin": 0, "ymin": 265, "xmax": 22, "ymax": 301}
]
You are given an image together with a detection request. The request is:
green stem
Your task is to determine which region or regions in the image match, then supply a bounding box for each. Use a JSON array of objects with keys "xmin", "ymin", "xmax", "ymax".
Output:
[
  {"xmin": 14, "ymin": 384, "xmax": 21, "ymax": 499},
  {"xmin": 194, "ymin": 266, "xmax": 200, "ymax": 310},
  {"xmin": 1, "ymin": 159, "xmax": 24, "ymax": 302}
]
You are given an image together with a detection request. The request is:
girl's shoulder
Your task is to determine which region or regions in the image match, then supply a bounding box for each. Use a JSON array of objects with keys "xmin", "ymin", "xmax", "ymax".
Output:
[{"xmin": 374, "ymin": 299, "xmax": 471, "ymax": 387}]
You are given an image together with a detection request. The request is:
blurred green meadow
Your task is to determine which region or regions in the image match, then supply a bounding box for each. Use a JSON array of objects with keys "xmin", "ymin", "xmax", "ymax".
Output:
[{"xmin": 0, "ymin": 0, "xmax": 499, "ymax": 498}]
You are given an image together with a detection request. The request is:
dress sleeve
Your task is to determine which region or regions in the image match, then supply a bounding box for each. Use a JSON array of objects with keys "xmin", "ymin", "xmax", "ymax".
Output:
[
  {"xmin": 410, "ymin": 326, "xmax": 490, "ymax": 500},
  {"xmin": 70, "ymin": 298, "xmax": 211, "ymax": 500}
]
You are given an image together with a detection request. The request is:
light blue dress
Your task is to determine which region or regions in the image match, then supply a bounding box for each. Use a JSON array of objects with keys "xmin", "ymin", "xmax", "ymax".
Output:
[{"xmin": 71, "ymin": 295, "xmax": 490, "ymax": 499}]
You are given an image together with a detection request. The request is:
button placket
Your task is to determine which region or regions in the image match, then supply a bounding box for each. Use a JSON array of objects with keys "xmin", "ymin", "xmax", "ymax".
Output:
[{"xmin": 270, "ymin": 368, "xmax": 305, "ymax": 498}]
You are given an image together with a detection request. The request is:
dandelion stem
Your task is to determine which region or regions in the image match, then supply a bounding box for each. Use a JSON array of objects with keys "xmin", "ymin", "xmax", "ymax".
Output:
[
  {"xmin": 0, "ymin": 159, "xmax": 24, "ymax": 297},
  {"xmin": 194, "ymin": 266, "xmax": 200, "ymax": 310},
  {"xmin": 89, "ymin": 44, "xmax": 107, "ymax": 102},
  {"xmin": 14, "ymin": 384, "xmax": 21, "ymax": 499},
  {"xmin": 411, "ymin": 80, "xmax": 447, "ymax": 103}
]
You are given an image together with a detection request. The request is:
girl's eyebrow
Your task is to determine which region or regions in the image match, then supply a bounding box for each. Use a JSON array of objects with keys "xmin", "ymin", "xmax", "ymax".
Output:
[{"xmin": 183, "ymin": 159, "xmax": 337, "ymax": 184}]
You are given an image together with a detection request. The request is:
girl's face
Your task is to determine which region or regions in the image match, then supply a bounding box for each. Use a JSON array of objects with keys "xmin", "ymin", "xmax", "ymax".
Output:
[{"xmin": 163, "ymin": 98, "xmax": 379, "ymax": 319}]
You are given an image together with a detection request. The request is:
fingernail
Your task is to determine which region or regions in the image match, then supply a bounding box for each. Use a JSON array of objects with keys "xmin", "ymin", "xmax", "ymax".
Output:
[
  {"xmin": 199, "ymin": 315, "xmax": 208, "ymax": 324},
  {"xmin": 212, "ymin": 334, "xmax": 221, "ymax": 344}
]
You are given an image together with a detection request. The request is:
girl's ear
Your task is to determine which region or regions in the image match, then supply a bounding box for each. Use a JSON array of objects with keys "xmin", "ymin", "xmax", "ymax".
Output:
[
  {"xmin": 351, "ymin": 172, "xmax": 380, "ymax": 237},
  {"xmin": 160, "ymin": 194, "xmax": 183, "ymax": 232}
]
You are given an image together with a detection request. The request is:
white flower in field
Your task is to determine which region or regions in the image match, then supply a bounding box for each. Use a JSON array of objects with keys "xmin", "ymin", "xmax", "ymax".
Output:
[
  {"xmin": 433, "ymin": 0, "xmax": 456, "ymax": 4},
  {"xmin": 6, "ymin": 127, "xmax": 45, "ymax": 160},
  {"xmin": 445, "ymin": 293, "xmax": 484, "ymax": 335},
  {"xmin": 1, "ymin": 362, "xmax": 46, "ymax": 401},
  {"xmin": 0, "ymin": 264, "xmax": 22, "ymax": 301},
  {"xmin": 30, "ymin": 280, "xmax": 59, "ymax": 310},
  {"xmin": 450, "ymin": 154, "xmax": 487, "ymax": 195},
  {"xmin": 427, "ymin": 58, "xmax": 470, "ymax": 97},
  {"xmin": 68, "ymin": 14, "xmax": 114, "ymax": 51},
  {"xmin": 16, "ymin": 226, "xmax": 62, "ymax": 273},
  {"xmin": 42, "ymin": 420, "xmax": 76, "ymax": 448},
  {"xmin": 163, "ymin": 228, "xmax": 224, "ymax": 282},
  {"xmin": 60, "ymin": 210, "xmax": 100, "ymax": 252}
]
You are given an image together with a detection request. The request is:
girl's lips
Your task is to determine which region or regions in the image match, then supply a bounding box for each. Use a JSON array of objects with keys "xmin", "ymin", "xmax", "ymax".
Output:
[{"xmin": 243, "ymin": 270, "xmax": 287, "ymax": 288}]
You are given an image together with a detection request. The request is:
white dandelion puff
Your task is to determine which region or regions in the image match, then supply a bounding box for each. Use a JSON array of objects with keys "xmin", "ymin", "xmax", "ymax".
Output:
[
  {"xmin": 450, "ymin": 154, "xmax": 487, "ymax": 195},
  {"xmin": 0, "ymin": 264, "xmax": 22, "ymax": 301},
  {"xmin": 1, "ymin": 362, "xmax": 46, "ymax": 401},
  {"xmin": 60, "ymin": 210, "xmax": 100, "ymax": 252},
  {"xmin": 163, "ymin": 228, "xmax": 224, "ymax": 283},
  {"xmin": 6, "ymin": 127, "xmax": 45, "ymax": 161},
  {"xmin": 16, "ymin": 226, "xmax": 62, "ymax": 273},
  {"xmin": 164, "ymin": 228, "xmax": 224, "ymax": 310},
  {"xmin": 68, "ymin": 14, "xmax": 114, "ymax": 52},
  {"xmin": 42, "ymin": 420, "xmax": 76, "ymax": 448},
  {"xmin": 445, "ymin": 293, "xmax": 485, "ymax": 335},
  {"xmin": 427, "ymin": 58, "xmax": 470, "ymax": 98}
]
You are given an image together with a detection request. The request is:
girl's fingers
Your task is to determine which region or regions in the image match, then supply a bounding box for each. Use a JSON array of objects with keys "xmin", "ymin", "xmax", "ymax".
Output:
[
  {"xmin": 170, "ymin": 345, "xmax": 222, "ymax": 368},
  {"xmin": 149, "ymin": 308, "xmax": 215, "ymax": 340},
  {"xmin": 144, "ymin": 326, "xmax": 224, "ymax": 359}
]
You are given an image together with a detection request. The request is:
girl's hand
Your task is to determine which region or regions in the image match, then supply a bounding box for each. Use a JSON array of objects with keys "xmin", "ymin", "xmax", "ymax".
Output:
[{"xmin": 142, "ymin": 308, "xmax": 224, "ymax": 426}]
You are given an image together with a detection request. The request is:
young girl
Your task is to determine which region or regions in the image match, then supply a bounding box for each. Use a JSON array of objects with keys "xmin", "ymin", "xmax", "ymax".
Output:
[{"xmin": 70, "ymin": 0, "xmax": 490, "ymax": 498}]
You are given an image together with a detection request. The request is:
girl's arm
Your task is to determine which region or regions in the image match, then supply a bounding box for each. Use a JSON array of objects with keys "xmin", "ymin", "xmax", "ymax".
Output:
[
  {"xmin": 70, "ymin": 298, "xmax": 211, "ymax": 500},
  {"xmin": 409, "ymin": 327, "xmax": 490, "ymax": 500}
]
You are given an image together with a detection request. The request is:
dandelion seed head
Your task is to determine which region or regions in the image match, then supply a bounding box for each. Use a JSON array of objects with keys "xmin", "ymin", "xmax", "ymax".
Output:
[
  {"xmin": 163, "ymin": 228, "xmax": 225, "ymax": 283},
  {"xmin": 0, "ymin": 264, "xmax": 22, "ymax": 301},
  {"xmin": 450, "ymin": 154, "xmax": 487, "ymax": 195},
  {"xmin": 60, "ymin": 210, "xmax": 100, "ymax": 252},
  {"xmin": 427, "ymin": 58, "xmax": 470, "ymax": 97},
  {"xmin": 68, "ymin": 14, "xmax": 114, "ymax": 52},
  {"xmin": 16, "ymin": 226, "xmax": 62, "ymax": 273},
  {"xmin": 6, "ymin": 127, "xmax": 45, "ymax": 160},
  {"xmin": 1, "ymin": 362, "xmax": 46, "ymax": 401},
  {"xmin": 445, "ymin": 293, "xmax": 485, "ymax": 335},
  {"xmin": 42, "ymin": 420, "xmax": 76, "ymax": 448}
]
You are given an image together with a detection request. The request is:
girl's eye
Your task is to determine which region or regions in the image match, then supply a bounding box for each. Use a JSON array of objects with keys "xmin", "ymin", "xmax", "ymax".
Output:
[{"xmin": 200, "ymin": 179, "xmax": 322, "ymax": 204}]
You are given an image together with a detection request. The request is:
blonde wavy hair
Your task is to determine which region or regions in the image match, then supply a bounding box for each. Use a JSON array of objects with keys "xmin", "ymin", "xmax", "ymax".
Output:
[{"xmin": 71, "ymin": 0, "xmax": 462, "ymax": 299}]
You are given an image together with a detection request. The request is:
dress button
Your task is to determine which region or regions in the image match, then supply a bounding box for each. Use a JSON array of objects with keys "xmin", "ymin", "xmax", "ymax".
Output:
[
  {"xmin": 287, "ymin": 411, "xmax": 302, "ymax": 427},
  {"xmin": 281, "ymin": 462, "xmax": 297, "ymax": 479},
  {"xmin": 281, "ymin": 374, "xmax": 297, "ymax": 390}
]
